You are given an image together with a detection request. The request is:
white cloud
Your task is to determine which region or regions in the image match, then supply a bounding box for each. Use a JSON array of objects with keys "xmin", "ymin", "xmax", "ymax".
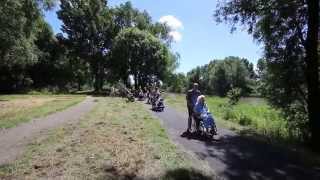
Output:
[
  {"xmin": 159, "ymin": 15, "xmax": 183, "ymax": 30},
  {"xmin": 169, "ymin": 31, "xmax": 182, "ymax": 42},
  {"xmin": 159, "ymin": 15, "xmax": 183, "ymax": 42}
]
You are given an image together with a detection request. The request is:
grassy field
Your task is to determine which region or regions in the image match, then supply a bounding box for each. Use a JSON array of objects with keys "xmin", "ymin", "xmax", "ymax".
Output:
[
  {"xmin": 0, "ymin": 95, "xmax": 85, "ymax": 129},
  {"xmin": 164, "ymin": 93, "xmax": 291, "ymax": 143},
  {"xmin": 0, "ymin": 97, "xmax": 214, "ymax": 179}
]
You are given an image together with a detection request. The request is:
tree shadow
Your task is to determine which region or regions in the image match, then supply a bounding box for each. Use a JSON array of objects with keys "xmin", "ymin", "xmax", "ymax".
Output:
[
  {"xmin": 156, "ymin": 168, "xmax": 215, "ymax": 180},
  {"xmin": 72, "ymin": 90, "xmax": 110, "ymax": 97},
  {"xmin": 101, "ymin": 166, "xmax": 217, "ymax": 180},
  {"xmin": 197, "ymin": 133, "xmax": 320, "ymax": 180}
]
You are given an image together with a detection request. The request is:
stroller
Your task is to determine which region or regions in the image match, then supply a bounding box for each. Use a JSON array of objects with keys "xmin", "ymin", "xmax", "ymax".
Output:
[{"xmin": 151, "ymin": 96, "xmax": 165, "ymax": 112}]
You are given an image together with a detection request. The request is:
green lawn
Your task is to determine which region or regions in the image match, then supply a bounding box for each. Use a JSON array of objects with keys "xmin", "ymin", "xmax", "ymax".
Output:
[
  {"xmin": 0, "ymin": 95, "xmax": 85, "ymax": 129},
  {"xmin": 0, "ymin": 97, "xmax": 214, "ymax": 179},
  {"xmin": 164, "ymin": 93, "xmax": 291, "ymax": 142}
]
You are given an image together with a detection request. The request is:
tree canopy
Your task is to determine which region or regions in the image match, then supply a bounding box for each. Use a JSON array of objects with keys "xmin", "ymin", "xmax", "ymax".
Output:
[
  {"xmin": 187, "ymin": 57, "xmax": 256, "ymax": 96},
  {"xmin": 0, "ymin": 0, "xmax": 177, "ymax": 92},
  {"xmin": 110, "ymin": 27, "xmax": 170, "ymax": 88},
  {"xmin": 215, "ymin": 0, "xmax": 319, "ymax": 149}
]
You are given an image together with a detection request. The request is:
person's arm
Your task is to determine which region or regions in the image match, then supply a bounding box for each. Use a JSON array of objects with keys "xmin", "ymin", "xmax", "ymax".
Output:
[
  {"xmin": 193, "ymin": 104, "xmax": 201, "ymax": 116},
  {"xmin": 205, "ymin": 104, "xmax": 209, "ymax": 113}
]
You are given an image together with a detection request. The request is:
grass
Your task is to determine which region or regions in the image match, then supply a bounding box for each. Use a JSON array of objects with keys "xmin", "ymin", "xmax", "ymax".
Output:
[
  {"xmin": 164, "ymin": 93, "xmax": 290, "ymax": 143},
  {"xmin": 165, "ymin": 93, "xmax": 320, "ymax": 168},
  {"xmin": 0, "ymin": 95, "xmax": 85, "ymax": 129},
  {"xmin": 0, "ymin": 97, "xmax": 215, "ymax": 179}
]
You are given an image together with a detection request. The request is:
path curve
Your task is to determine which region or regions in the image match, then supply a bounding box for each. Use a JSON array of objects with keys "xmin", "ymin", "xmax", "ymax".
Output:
[
  {"xmin": 0, "ymin": 96, "xmax": 97, "ymax": 165},
  {"xmin": 149, "ymin": 105, "xmax": 320, "ymax": 180}
]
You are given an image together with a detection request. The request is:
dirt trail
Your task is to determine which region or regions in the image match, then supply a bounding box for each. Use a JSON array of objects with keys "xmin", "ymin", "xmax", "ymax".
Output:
[
  {"xmin": 149, "ymin": 105, "xmax": 320, "ymax": 180},
  {"xmin": 0, "ymin": 96, "xmax": 97, "ymax": 165}
]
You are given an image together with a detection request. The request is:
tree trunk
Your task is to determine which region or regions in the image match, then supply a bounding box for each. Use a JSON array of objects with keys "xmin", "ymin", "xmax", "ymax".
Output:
[
  {"xmin": 306, "ymin": 0, "xmax": 319, "ymax": 151},
  {"xmin": 77, "ymin": 79, "xmax": 81, "ymax": 91}
]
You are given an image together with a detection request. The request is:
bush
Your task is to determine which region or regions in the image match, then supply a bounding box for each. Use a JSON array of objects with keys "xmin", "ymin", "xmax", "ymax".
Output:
[
  {"xmin": 227, "ymin": 88, "xmax": 242, "ymax": 105},
  {"xmin": 238, "ymin": 114, "xmax": 252, "ymax": 125},
  {"xmin": 222, "ymin": 106, "xmax": 237, "ymax": 121}
]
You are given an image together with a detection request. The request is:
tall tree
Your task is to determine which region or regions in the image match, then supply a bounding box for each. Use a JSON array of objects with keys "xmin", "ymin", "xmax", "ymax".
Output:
[
  {"xmin": 0, "ymin": 0, "xmax": 54, "ymax": 92},
  {"xmin": 57, "ymin": 0, "xmax": 113, "ymax": 91},
  {"xmin": 305, "ymin": 0, "xmax": 319, "ymax": 150},
  {"xmin": 111, "ymin": 1, "xmax": 171, "ymax": 44},
  {"xmin": 110, "ymin": 28, "xmax": 170, "ymax": 88},
  {"xmin": 215, "ymin": 0, "xmax": 319, "ymax": 148},
  {"xmin": 187, "ymin": 57, "xmax": 253, "ymax": 96}
]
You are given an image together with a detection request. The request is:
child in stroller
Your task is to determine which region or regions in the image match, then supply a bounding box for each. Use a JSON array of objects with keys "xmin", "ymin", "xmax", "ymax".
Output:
[{"xmin": 193, "ymin": 95, "xmax": 217, "ymax": 136}]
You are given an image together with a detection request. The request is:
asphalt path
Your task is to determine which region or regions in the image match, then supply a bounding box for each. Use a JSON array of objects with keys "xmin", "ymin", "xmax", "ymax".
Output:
[{"xmin": 148, "ymin": 105, "xmax": 320, "ymax": 180}]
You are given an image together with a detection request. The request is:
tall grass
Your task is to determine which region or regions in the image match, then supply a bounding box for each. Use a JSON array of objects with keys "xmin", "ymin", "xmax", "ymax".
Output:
[
  {"xmin": 165, "ymin": 94, "xmax": 293, "ymax": 143},
  {"xmin": 206, "ymin": 97, "xmax": 290, "ymax": 141}
]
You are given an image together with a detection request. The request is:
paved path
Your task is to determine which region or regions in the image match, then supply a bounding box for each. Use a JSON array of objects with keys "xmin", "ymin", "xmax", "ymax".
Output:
[
  {"xmin": 149, "ymin": 106, "xmax": 320, "ymax": 180},
  {"xmin": 0, "ymin": 96, "xmax": 97, "ymax": 165}
]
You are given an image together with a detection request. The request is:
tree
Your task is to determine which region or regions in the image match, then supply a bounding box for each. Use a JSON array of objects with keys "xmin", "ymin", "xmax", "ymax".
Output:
[
  {"xmin": 187, "ymin": 57, "xmax": 254, "ymax": 96},
  {"xmin": 0, "ymin": 0, "xmax": 56, "ymax": 92},
  {"xmin": 215, "ymin": 0, "xmax": 319, "ymax": 148},
  {"xmin": 111, "ymin": 1, "xmax": 170, "ymax": 44},
  {"xmin": 165, "ymin": 72, "xmax": 187, "ymax": 93},
  {"xmin": 57, "ymin": 0, "xmax": 113, "ymax": 91},
  {"xmin": 110, "ymin": 28, "xmax": 170, "ymax": 88}
]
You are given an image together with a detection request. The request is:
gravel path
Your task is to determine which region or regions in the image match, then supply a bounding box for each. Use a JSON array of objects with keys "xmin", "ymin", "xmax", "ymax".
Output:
[
  {"xmin": 0, "ymin": 96, "xmax": 97, "ymax": 165},
  {"xmin": 149, "ymin": 105, "xmax": 320, "ymax": 180}
]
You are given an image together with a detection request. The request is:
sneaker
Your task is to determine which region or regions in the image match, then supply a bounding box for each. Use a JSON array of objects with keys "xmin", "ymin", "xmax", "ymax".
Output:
[{"xmin": 181, "ymin": 130, "xmax": 191, "ymax": 137}]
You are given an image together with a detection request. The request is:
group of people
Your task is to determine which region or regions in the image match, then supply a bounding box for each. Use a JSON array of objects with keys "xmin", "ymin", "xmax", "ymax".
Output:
[
  {"xmin": 146, "ymin": 87, "xmax": 165, "ymax": 111},
  {"xmin": 133, "ymin": 86, "xmax": 161, "ymax": 102},
  {"xmin": 185, "ymin": 83, "xmax": 217, "ymax": 135},
  {"xmin": 126, "ymin": 86, "xmax": 164, "ymax": 111}
]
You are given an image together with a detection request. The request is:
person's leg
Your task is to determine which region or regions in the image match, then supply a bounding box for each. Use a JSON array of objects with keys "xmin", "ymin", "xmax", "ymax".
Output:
[
  {"xmin": 195, "ymin": 117, "xmax": 200, "ymax": 132},
  {"xmin": 187, "ymin": 107, "xmax": 193, "ymax": 132}
]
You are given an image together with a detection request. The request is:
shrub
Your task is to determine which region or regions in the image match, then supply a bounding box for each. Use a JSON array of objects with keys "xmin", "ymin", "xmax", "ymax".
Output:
[
  {"xmin": 223, "ymin": 107, "xmax": 237, "ymax": 121},
  {"xmin": 227, "ymin": 88, "xmax": 242, "ymax": 105},
  {"xmin": 238, "ymin": 114, "xmax": 252, "ymax": 126}
]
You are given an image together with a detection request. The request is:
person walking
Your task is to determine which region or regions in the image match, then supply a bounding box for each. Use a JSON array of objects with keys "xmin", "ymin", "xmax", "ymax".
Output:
[{"xmin": 186, "ymin": 83, "xmax": 201, "ymax": 133}]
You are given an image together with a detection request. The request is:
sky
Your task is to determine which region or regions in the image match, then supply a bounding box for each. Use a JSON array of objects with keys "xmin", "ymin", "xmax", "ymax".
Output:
[{"xmin": 44, "ymin": 0, "xmax": 263, "ymax": 73}]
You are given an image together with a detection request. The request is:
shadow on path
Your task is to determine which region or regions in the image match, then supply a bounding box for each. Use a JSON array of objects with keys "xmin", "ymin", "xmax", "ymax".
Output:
[
  {"xmin": 101, "ymin": 166, "xmax": 216, "ymax": 180},
  {"xmin": 149, "ymin": 106, "xmax": 320, "ymax": 180}
]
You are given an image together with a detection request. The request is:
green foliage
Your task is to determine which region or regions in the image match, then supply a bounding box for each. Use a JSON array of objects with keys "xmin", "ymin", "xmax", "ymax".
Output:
[
  {"xmin": 0, "ymin": 0, "xmax": 41, "ymax": 92},
  {"xmin": 215, "ymin": 0, "xmax": 320, "ymax": 145},
  {"xmin": 57, "ymin": 0, "xmax": 113, "ymax": 91},
  {"xmin": 165, "ymin": 94, "xmax": 299, "ymax": 143},
  {"xmin": 165, "ymin": 73, "xmax": 187, "ymax": 93},
  {"xmin": 111, "ymin": 1, "xmax": 171, "ymax": 43},
  {"xmin": 0, "ymin": 0, "xmax": 175, "ymax": 93},
  {"xmin": 227, "ymin": 88, "xmax": 242, "ymax": 105},
  {"xmin": 187, "ymin": 56, "xmax": 256, "ymax": 96},
  {"xmin": 110, "ymin": 27, "xmax": 170, "ymax": 88}
]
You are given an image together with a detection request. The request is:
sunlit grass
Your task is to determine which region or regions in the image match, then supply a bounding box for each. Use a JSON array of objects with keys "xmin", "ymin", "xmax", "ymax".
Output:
[
  {"xmin": 0, "ymin": 97, "xmax": 214, "ymax": 179},
  {"xmin": 165, "ymin": 93, "xmax": 290, "ymax": 142},
  {"xmin": 0, "ymin": 95, "xmax": 85, "ymax": 128}
]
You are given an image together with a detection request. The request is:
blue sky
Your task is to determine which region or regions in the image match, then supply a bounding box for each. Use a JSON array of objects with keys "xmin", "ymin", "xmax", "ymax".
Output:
[{"xmin": 44, "ymin": 0, "xmax": 263, "ymax": 73}]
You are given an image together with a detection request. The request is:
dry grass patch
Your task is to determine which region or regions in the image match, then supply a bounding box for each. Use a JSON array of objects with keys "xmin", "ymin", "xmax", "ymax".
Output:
[
  {"xmin": 0, "ymin": 97, "xmax": 215, "ymax": 180},
  {"xmin": 0, "ymin": 95, "xmax": 85, "ymax": 128}
]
